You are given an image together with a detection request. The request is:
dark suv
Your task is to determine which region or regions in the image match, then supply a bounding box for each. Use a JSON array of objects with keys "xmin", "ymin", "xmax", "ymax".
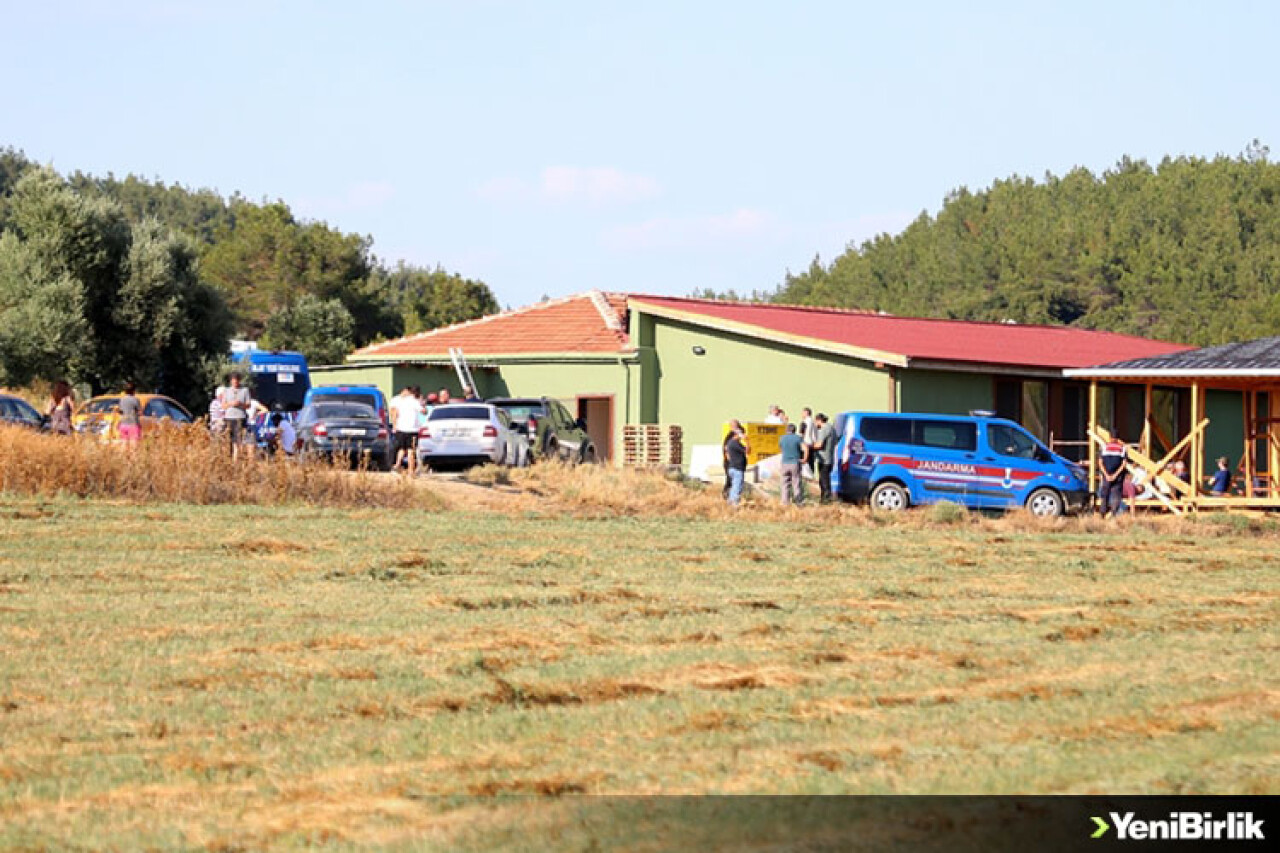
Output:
[{"xmin": 487, "ymin": 397, "xmax": 597, "ymax": 463}]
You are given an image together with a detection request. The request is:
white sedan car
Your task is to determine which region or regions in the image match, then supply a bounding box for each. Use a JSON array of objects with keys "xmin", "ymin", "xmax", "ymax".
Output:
[{"xmin": 417, "ymin": 403, "xmax": 530, "ymax": 469}]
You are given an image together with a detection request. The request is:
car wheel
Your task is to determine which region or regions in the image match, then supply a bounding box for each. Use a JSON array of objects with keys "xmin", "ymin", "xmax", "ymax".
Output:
[
  {"xmin": 1026, "ymin": 488, "xmax": 1064, "ymax": 519},
  {"xmin": 543, "ymin": 436, "xmax": 558, "ymax": 462},
  {"xmin": 869, "ymin": 481, "xmax": 909, "ymax": 512}
]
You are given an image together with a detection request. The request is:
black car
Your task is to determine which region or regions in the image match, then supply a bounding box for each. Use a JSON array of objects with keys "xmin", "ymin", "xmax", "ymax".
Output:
[
  {"xmin": 295, "ymin": 401, "xmax": 393, "ymax": 470},
  {"xmin": 487, "ymin": 397, "xmax": 597, "ymax": 463},
  {"xmin": 0, "ymin": 393, "xmax": 46, "ymax": 430}
]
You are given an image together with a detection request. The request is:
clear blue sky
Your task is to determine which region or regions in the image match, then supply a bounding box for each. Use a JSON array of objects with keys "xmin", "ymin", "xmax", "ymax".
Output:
[{"xmin": 5, "ymin": 1, "xmax": 1277, "ymax": 308}]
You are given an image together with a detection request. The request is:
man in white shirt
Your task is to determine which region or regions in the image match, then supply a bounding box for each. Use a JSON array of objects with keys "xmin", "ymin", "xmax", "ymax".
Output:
[{"xmin": 389, "ymin": 386, "xmax": 423, "ymax": 476}]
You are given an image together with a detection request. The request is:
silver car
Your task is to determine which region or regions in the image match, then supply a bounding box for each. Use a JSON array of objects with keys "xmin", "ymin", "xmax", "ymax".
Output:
[{"xmin": 417, "ymin": 403, "xmax": 530, "ymax": 469}]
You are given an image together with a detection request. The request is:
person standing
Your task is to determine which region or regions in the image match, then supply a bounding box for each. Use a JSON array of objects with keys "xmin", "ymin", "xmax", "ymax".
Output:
[
  {"xmin": 47, "ymin": 380, "xmax": 74, "ymax": 436},
  {"xmin": 437, "ymin": 388, "xmax": 452, "ymax": 406},
  {"xmin": 208, "ymin": 385, "xmax": 226, "ymax": 435},
  {"xmin": 778, "ymin": 423, "xmax": 806, "ymax": 506},
  {"xmin": 1098, "ymin": 434, "xmax": 1127, "ymax": 517},
  {"xmin": 221, "ymin": 372, "xmax": 251, "ymax": 459},
  {"xmin": 814, "ymin": 413, "xmax": 837, "ymax": 503},
  {"xmin": 389, "ymin": 386, "xmax": 422, "ymax": 477},
  {"xmin": 722, "ymin": 419, "xmax": 745, "ymax": 498},
  {"xmin": 800, "ymin": 407, "xmax": 818, "ymax": 474},
  {"xmin": 724, "ymin": 426, "xmax": 749, "ymax": 506},
  {"xmin": 118, "ymin": 382, "xmax": 142, "ymax": 448},
  {"xmin": 765, "ymin": 404, "xmax": 783, "ymax": 425}
]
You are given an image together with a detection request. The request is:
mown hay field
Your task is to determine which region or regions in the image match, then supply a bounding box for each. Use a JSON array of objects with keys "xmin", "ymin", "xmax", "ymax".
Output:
[{"xmin": 1, "ymin": 493, "xmax": 1277, "ymax": 849}]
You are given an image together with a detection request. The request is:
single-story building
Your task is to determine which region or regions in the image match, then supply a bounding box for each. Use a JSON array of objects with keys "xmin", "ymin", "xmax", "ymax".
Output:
[{"xmin": 312, "ymin": 291, "xmax": 1191, "ymax": 465}]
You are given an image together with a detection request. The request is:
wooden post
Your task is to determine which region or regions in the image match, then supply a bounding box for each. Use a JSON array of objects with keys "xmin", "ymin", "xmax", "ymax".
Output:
[
  {"xmin": 1271, "ymin": 390, "xmax": 1280, "ymax": 495},
  {"xmin": 1190, "ymin": 382, "xmax": 1202, "ymax": 507},
  {"xmin": 1088, "ymin": 380, "xmax": 1098, "ymax": 494},
  {"xmin": 1142, "ymin": 382, "xmax": 1153, "ymax": 457},
  {"xmin": 1244, "ymin": 391, "xmax": 1255, "ymax": 498}
]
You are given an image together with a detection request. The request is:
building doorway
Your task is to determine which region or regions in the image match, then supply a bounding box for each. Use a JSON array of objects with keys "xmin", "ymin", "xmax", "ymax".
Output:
[{"xmin": 577, "ymin": 396, "xmax": 614, "ymax": 462}]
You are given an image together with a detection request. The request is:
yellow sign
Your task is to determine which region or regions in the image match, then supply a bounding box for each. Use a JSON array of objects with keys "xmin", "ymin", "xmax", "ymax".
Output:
[{"xmin": 722, "ymin": 421, "xmax": 786, "ymax": 467}]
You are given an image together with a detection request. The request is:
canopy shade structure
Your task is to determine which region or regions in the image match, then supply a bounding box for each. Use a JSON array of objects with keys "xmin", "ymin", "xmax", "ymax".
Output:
[{"xmin": 1067, "ymin": 337, "xmax": 1280, "ymax": 511}]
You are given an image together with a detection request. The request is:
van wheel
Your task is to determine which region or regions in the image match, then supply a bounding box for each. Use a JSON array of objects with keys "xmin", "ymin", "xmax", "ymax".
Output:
[
  {"xmin": 870, "ymin": 481, "xmax": 909, "ymax": 512},
  {"xmin": 1026, "ymin": 488, "xmax": 1064, "ymax": 519}
]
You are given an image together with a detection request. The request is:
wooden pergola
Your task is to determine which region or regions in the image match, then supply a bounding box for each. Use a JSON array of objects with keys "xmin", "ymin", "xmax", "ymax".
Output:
[{"xmin": 1065, "ymin": 337, "xmax": 1280, "ymax": 513}]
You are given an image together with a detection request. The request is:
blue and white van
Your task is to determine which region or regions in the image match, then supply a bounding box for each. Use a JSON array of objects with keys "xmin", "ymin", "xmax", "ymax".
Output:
[
  {"xmin": 237, "ymin": 350, "xmax": 311, "ymax": 412},
  {"xmin": 832, "ymin": 412, "xmax": 1090, "ymax": 517}
]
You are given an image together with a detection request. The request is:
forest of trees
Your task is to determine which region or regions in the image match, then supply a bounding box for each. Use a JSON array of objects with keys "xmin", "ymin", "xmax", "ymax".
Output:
[
  {"xmin": 0, "ymin": 147, "xmax": 499, "ymax": 408},
  {"xmin": 772, "ymin": 143, "xmax": 1280, "ymax": 346}
]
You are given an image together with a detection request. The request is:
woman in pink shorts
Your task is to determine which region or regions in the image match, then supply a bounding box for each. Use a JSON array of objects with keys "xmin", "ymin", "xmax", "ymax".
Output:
[{"xmin": 118, "ymin": 382, "xmax": 142, "ymax": 445}]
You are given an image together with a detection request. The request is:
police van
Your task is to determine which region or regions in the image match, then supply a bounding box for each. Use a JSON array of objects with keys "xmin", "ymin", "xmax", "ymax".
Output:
[{"xmin": 832, "ymin": 412, "xmax": 1090, "ymax": 517}]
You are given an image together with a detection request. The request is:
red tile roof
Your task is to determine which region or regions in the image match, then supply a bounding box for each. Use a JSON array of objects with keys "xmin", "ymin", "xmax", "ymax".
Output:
[
  {"xmin": 629, "ymin": 295, "xmax": 1192, "ymax": 370},
  {"xmin": 353, "ymin": 291, "xmax": 631, "ymax": 359},
  {"xmin": 353, "ymin": 290, "xmax": 1191, "ymax": 370}
]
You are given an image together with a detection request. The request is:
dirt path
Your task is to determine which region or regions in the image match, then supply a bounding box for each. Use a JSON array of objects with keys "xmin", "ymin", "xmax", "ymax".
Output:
[{"xmin": 409, "ymin": 472, "xmax": 536, "ymax": 513}]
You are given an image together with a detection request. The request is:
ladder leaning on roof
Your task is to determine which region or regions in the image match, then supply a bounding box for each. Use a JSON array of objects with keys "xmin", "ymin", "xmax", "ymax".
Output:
[{"xmin": 449, "ymin": 347, "xmax": 476, "ymax": 396}]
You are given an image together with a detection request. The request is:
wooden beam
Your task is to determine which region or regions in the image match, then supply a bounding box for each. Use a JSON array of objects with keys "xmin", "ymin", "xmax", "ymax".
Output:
[
  {"xmin": 1154, "ymin": 418, "xmax": 1209, "ymax": 472},
  {"xmin": 1088, "ymin": 380, "xmax": 1098, "ymax": 494},
  {"xmin": 1142, "ymin": 382, "xmax": 1153, "ymax": 457},
  {"xmin": 1271, "ymin": 392, "xmax": 1280, "ymax": 495},
  {"xmin": 1190, "ymin": 382, "xmax": 1203, "ymax": 506}
]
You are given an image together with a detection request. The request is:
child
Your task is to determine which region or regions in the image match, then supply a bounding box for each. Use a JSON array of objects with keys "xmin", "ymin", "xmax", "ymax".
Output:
[{"xmin": 1209, "ymin": 457, "xmax": 1232, "ymax": 495}]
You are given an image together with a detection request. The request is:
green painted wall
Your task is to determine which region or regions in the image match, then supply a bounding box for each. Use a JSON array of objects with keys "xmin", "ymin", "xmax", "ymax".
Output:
[
  {"xmin": 1204, "ymin": 389, "xmax": 1244, "ymax": 472},
  {"xmin": 648, "ymin": 316, "xmax": 889, "ymax": 463},
  {"xmin": 898, "ymin": 369, "xmax": 994, "ymax": 415},
  {"xmin": 309, "ymin": 364, "xmax": 395, "ymax": 394}
]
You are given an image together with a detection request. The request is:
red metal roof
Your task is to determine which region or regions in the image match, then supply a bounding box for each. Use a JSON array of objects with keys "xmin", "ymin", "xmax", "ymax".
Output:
[
  {"xmin": 354, "ymin": 291, "xmax": 631, "ymax": 359},
  {"xmin": 629, "ymin": 295, "xmax": 1192, "ymax": 369}
]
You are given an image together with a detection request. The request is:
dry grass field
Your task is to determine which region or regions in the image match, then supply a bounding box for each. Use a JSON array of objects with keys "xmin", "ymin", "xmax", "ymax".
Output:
[{"xmin": 1, "ymin": 466, "xmax": 1277, "ymax": 849}]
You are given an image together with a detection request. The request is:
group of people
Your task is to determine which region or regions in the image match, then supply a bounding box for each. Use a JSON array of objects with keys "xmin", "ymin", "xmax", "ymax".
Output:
[
  {"xmin": 1098, "ymin": 434, "xmax": 1233, "ymax": 517},
  {"xmin": 722, "ymin": 405, "xmax": 839, "ymax": 506},
  {"xmin": 44, "ymin": 379, "xmax": 142, "ymax": 447},
  {"xmin": 389, "ymin": 384, "xmax": 481, "ymax": 476}
]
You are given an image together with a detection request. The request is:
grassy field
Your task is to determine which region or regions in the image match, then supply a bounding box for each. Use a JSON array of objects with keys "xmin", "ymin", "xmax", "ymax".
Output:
[{"xmin": 1, "ymin": 493, "xmax": 1277, "ymax": 849}]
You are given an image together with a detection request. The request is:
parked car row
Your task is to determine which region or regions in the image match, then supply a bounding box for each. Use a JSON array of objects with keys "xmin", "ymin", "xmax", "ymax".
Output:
[{"xmin": 3, "ymin": 382, "xmax": 602, "ymax": 475}]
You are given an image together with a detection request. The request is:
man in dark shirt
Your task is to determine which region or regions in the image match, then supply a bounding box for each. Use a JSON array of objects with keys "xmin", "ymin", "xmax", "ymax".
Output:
[
  {"xmin": 814, "ymin": 413, "xmax": 837, "ymax": 503},
  {"xmin": 1098, "ymin": 435, "xmax": 1127, "ymax": 517},
  {"xmin": 1209, "ymin": 457, "xmax": 1232, "ymax": 495},
  {"xmin": 724, "ymin": 427, "xmax": 748, "ymax": 505}
]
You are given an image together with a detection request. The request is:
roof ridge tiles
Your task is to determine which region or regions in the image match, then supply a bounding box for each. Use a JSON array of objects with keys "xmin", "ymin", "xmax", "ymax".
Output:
[{"xmin": 355, "ymin": 290, "xmax": 621, "ymax": 357}]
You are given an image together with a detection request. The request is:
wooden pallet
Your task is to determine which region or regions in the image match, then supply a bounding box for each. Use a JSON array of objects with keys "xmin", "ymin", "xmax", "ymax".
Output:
[{"xmin": 622, "ymin": 424, "xmax": 684, "ymax": 467}]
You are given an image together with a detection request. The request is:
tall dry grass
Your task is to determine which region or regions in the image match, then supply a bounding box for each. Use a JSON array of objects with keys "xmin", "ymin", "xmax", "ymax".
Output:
[{"xmin": 0, "ymin": 425, "xmax": 441, "ymax": 510}]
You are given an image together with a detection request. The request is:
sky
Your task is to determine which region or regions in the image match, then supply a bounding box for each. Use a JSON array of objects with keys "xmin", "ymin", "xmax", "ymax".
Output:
[{"xmin": 4, "ymin": 0, "xmax": 1279, "ymax": 309}]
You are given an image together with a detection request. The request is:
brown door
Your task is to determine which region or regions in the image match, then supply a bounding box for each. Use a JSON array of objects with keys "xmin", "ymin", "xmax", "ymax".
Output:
[{"xmin": 577, "ymin": 396, "xmax": 614, "ymax": 462}]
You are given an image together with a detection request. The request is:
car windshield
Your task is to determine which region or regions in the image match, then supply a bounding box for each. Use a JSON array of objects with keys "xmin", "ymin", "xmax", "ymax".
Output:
[
  {"xmin": 312, "ymin": 403, "xmax": 377, "ymax": 420},
  {"xmin": 490, "ymin": 401, "xmax": 544, "ymax": 421},
  {"xmin": 428, "ymin": 405, "xmax": 491, "ymax": 421},
  {"xmin": 84, "ymin": 399, "xmax": 120, "ymax": 414}
]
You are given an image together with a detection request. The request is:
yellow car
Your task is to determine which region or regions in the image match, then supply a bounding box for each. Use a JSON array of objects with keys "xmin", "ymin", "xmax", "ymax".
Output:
[{"xmin": 72, "ymin": 393, "xmax": 195, "ymax": 439}]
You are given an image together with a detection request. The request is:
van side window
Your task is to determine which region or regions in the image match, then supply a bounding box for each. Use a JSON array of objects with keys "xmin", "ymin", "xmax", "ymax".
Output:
[
  {"xmin": 914, "ymin": 420, "xmax": 977, "ymax": 452},
  {"xmin": 988, "ymin": 424, "xmax": 1038, "ymax": 459},
  {"xmin": 861, "ymin": 417, "xmax": 912, "ymax": 444}
]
